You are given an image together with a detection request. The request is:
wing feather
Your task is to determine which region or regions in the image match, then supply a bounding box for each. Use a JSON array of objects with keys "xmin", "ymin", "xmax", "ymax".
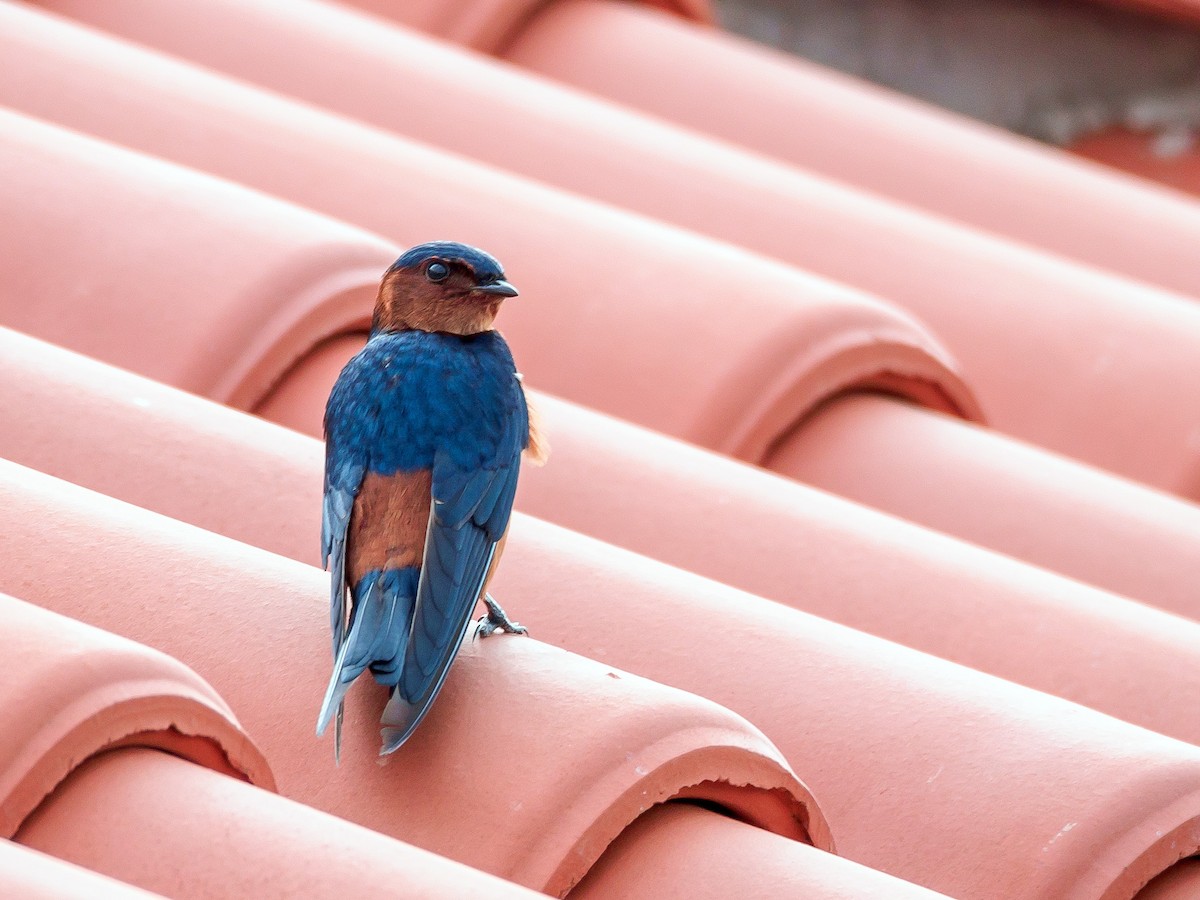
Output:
[
  {"xmin": 322, "ymin": 330, "xmax": 530, "ymax": 755},
  {"xmin": 322, "ymin": 452, "xmax": 365, "ymax": 653},
  {"xmin": 380, "ymin": 450, "xmax": 519, "ymax": 752}
]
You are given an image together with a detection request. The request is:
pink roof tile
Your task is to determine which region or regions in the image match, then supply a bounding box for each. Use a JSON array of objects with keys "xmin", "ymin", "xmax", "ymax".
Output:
[
  {"xmin": 0, "ymin": 326, "xmax": 321, "ymax": 557},
  {"xmin": 768, "ymin": 392, "xmax": 1200, "ymax": 618},
  {"xmin": 2, "ymin": 595, "xmax": 542, "ymax": 897},
  {"xmin": 0, "ymin": 593, "xmax": 271, "ymax": 839},
  {"xmin": 19, "ymin": 748, "xmax": 548, "ymax": 899},
  {"xmin": 0, "ymin": 106, "xmax": 391, "ymax": 407},
  {"xmin": 3, "ymin": 331, "xmax": 1200, "ymax": 896},
  {"xmin": 571, "ymin": 803, "xmax": 951, "ymax": 900},
  {"xmin": 0, "ymin": 22, "xmax": 976, "ymax": 452},
  {"xmin": 20, "ymin": 750, "xmax": 939, "ymax": 900},
  {"xmin": 0, "ymin": 838, "xmax": 163, "ymax": 900},
  {"xmin": 24, "ymin": 0, "xmax": 1200, "ymax": 500},
  {"xmin": 499, "ymin": 0, "xmax": 1200, "ymax": 297},
  {"xmin": 0, "ymin": 460, "xmax": 831, "ymax": 892},
  {"xmin": 6, "ymin": 0, "xmax": 1200, "ymax": 896}
]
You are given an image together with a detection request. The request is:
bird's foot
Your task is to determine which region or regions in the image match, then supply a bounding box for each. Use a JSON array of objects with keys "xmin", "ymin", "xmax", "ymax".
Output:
[{"xmin": 475, "ymin": 594, "xmax": 528, "ymax": 640}]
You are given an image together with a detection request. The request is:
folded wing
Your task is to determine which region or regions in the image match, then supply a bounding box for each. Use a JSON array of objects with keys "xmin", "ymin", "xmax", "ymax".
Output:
[{"xmin": 381, "ymin": 406, "xmax": 524, "ymax": 753}]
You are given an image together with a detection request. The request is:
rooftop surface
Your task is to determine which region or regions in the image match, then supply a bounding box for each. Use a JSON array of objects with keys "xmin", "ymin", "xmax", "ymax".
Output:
[{"xmin": 4, "ymin": 0, "xmax": 1200, "ymax": 897}]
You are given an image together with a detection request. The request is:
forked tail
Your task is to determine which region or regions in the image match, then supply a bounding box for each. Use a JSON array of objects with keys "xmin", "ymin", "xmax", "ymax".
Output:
[{"xmin": 316, "ymin": 569, "xmax": 417, "ymax": 761}]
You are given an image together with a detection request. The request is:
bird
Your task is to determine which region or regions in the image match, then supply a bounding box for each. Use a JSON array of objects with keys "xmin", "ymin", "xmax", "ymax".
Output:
[{"xmin": 316, "ymin": 240, "xmax": 547, "ymax": 760}]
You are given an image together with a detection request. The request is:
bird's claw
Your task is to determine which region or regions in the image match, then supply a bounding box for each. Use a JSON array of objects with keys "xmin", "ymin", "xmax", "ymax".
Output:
[
  {"xmin": 475, "ymin": 594, "xmax": 528, "ymax": 640},
  {"xmin": 475, "ymin": 617, "xmax": 529, "ymax": 639}
]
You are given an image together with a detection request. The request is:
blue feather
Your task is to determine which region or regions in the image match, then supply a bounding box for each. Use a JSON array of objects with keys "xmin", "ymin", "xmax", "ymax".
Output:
[
  {"xmin": 317, "ymin": 328, "xmax": 528, "ymax": 756},
  {"xmin": 391, "ymin": 241, "xmax": 506, "ymax": 282}
]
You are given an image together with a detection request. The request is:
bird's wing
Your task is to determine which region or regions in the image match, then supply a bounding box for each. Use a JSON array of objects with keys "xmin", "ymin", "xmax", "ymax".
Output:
[
  {"xmin": 322, "ymin": 438, "xmax": 366, "ymax": 654},
  {"xmin": 381, "ymin": 400, "xmax": 525, "ymax": 751},
  {"xmin": 316, "ymin": 417, "xmax": 369, "ymax": 755}
]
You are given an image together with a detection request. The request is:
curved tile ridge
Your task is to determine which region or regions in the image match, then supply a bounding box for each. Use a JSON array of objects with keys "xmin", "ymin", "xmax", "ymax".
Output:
[
  {"xmin": 0, "ymin": 103, "xmax": 393, "ymax": 411},
  {"xmin": 0, "ymin": 326, "xmax": 321, "ymax": 555},
  {"xmin": 435, "ymin": 640, "xmax": 829, "ymax": 895},
  {"xmin": 767, "ymin": 392, "xmax": 1200, "ymax": 615},
  {"xmin": 30, "ymin": 0, "xmax": 1200, "ymax": 498},
  {"xmin": 573, "ymin": 803, "xmax": 952, "ymax": 900},
  {"xmin": 0, "ymin": 594, "xmax": 273, "ymax": 838},
  {"xmin": 499, "ymin": 1, "xmax": 1200, "ymax": 297},
  {"xmin": 0, "ymin": 6, "xmax": 981, "ymax": 460},
  {"xmin": 68, "ymin": 0, "xmax": 1200, "ymax": 491},
  {"xmin": 0, "ymin": 461, "xmax": 830, "ymax": 896},
  {"xmin": 0, "ymin": 838, "xmax": 164, "ymax": 899},
  {"xmin": 17, "ymin": 748, "xmax": 547, "ymax": 899},
  {"xmin": 12, "ymin": 323, "xmax": 1200, "ymax": 754},
  {"xmin": 494, "ymin": 518, "xmax": 1200, "ymax": 900},
  {"xmin": 1139, "ymin": 860, "xmax": 1200, "ymax": 899},
  {"xmin": 261, "ymin": 335, "xmax": 1200, "ymax": 748},
  {"xmin": 315, "ymin": 0, "xmax": 711, "ymax": 52},
  {"xmin": 4, "ymin": 394, "xmax": 1200, "ymax": 897},
  {"xmin": 492, "ymin": 1, "xmax": 1200, "ymax": 492}
]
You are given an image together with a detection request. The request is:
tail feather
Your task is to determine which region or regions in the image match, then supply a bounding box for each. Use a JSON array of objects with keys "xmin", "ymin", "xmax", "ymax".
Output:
[
  {"xmin": 316, "ymin": 568, "xmax": 417, "ymax": 760},
  {"xmin": 380, "ymin": 544, "xmax": 495, "ymax": 756},
  {"xmin": 378, "ymin": 601, "xmax": 476, "ymax": 755},
  {"xmin": 316, "ymin": 611, "xmax": 363, "ymax": 742}
]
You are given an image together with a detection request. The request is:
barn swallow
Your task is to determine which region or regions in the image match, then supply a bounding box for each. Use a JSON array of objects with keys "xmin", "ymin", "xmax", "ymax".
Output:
[{"xmin": 316, "ymin": 241, "xmax": 547, "ymax": 760}]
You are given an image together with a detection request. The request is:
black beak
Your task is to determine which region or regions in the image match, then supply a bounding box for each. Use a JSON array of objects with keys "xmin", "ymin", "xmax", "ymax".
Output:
[{"xmin": 473, "ymin": 279, "xmax": 518, "ymax": 298}]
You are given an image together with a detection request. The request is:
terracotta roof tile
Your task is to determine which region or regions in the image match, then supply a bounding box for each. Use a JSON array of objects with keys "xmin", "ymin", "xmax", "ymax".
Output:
[
  {"xmin": 20, "ymin": 0, "xmax": 1200, "ymax": 498},
  {"xmin": 571, "ymin": 803, "xmax": 950, "ymax": 900},
  {"xmin": 0, "ymin": 105, "xmax": 391, "ymax": 407},
  {"xmin": 19, "ymin": 748, "xmax": 549, "ymax": 899},
  {"xmin": 498, "ymin": 0, "xmax": 1200, "ymax": 296},
  {"xmin": 0, "ymin": 837, "xmax": 163, "ymax": 900},
  {"xmin": 0, "ymin": 593, "xmax": 271, "ymax": 839},
  {"xmin": 769, "ymin": 392, "xmax": 1200, "ymax": 616},
  {"xmin": 1, "ymin": 596, "xmax": 540, "ymax": 897},
  {"xmin": 0, "ymin": 459, "xmax": 839, "ymax": 892},
  {"xmin": 0, "ymin": 7, "xmax": 976, "ymax": 449},
  {"xmin": 5, "ymin": 0, "xmax": 1200, "ymax": 896},
  {"xmin": 3, "ymin": 332, "xmax": 1200, "ymax": 896}
]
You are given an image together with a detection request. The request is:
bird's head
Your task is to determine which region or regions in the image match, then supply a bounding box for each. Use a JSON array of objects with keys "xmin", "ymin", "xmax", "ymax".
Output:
[{"xmin": 372, "ymin": 241, "xmax": 518, "ymax": 336}]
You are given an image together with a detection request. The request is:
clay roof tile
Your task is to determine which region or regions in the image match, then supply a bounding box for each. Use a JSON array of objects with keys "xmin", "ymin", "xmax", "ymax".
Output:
[
  {"xmin": 0, "ymin": 459, "xmax": 836, "ymax": 894},
  {"xmin": 19, "ymin": 747, "xmax": 550, "ymax": 899},
  {"xmin": 0, "ymin": 593, "xmax": 272, "ymax": 839},
  {"xmin": 19, "ymin": 0, "xmax": 1200, "ymax": 498},
  {"xmin": 7, "ymin": 0, "xmax": 1200, "ymax": 896},
  {"xmin": 3, "ymin": 348, "xmax": 1200, "ymax": 896},
  {"xmin": 0, "ymin": 3, "xmax": 977, "ymax": 457},
  {"xmin": 0, "ymin": 838, "xmax": 164, "ymax": 900}
]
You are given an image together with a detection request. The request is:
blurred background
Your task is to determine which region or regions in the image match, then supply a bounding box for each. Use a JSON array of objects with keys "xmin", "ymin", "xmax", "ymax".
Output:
[{"xmin": 718, "ymin": 0, "xmax": 1200, "ymax": 190}]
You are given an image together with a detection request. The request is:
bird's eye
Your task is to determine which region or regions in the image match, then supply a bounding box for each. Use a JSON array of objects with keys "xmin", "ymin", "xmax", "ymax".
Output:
[{"xmin": 426, "ymin": 262, "xmax": 449, "ymax": 283}]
